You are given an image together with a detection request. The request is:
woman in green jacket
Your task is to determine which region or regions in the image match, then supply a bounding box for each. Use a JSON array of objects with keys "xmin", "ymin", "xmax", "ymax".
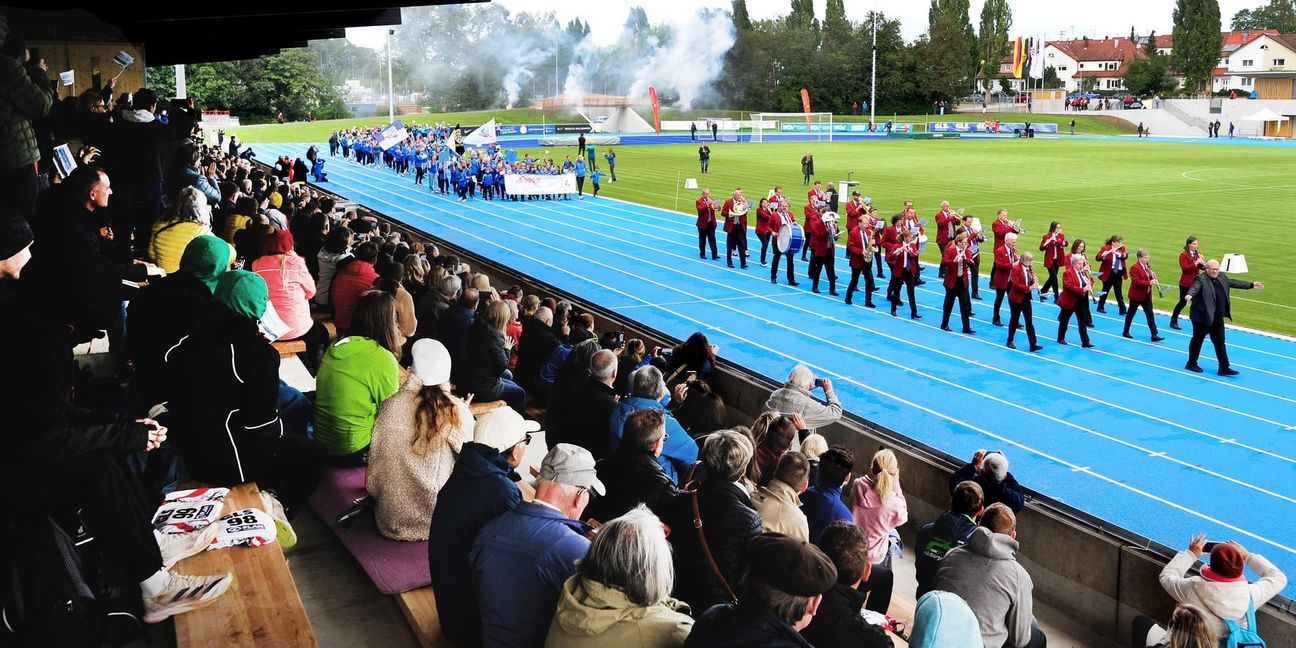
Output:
[{"xmin": 314, "ymin": 290, "xmax": 402, "ymax": 465}]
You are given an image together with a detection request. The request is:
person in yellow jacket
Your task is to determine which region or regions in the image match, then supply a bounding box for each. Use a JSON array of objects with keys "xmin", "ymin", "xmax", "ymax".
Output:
[{"xmin": 149, "ymin": 186, "xmax": 215, "ymax": 273}]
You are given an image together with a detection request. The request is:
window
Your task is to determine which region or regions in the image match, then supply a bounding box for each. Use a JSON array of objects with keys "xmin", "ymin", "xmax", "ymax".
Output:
[
  {"xmin": 1107, "ymin": 79, "xmax": 1121, "ymax": 89},
  {"xmin": 1107, "ymin": 62, "xmax": 1117, "ymax": 70},
  {"xmin": 1242, "ymin": 78, "xmax": 1253, "ymax": 86},
  {"xmin": 1275, "ymin": 58, "xmax": 1286, "ymax": 66},
  {"xmin": 1058, "ymin": 66, "xmax": 1068, "ymax": 71},
  {"xmin": 1242, "ymin": 59, "xmax": 1254, "ymax": 66},
  {"xmin": 1079, "ymin": 63, "xmax": 1085, "ymax": 69},
  {"xmin": 1223, "ymin": 58, "xmax": 1229, "ymax": 65}
]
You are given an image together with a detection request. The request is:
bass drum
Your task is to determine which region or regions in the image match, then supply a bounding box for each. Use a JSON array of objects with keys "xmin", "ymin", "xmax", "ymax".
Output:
[{"xmin": 776, "ymin": 222, "xmax": 805, "ymax": 255}]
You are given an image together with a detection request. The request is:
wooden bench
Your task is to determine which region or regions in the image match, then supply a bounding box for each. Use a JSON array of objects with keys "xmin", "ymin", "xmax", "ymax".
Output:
[
  {"xmin": 309, "ymin": 311, "xmax": 338, "ymax": 339},
  {"xmin": 396, "ymin": 587, "xmax": 457, "ymax": 648},
  {"xmin": 172, "ymin": 483, "xmax": 316, "ymax": 647},
  {"xmin": 272, "ymin": 340, "xmax": 307, "ymax": 358}
]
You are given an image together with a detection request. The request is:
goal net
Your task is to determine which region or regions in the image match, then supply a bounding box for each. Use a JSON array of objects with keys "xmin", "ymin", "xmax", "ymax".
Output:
[{"xmin": 750, "ymin": 112, "xmax": 834, "ymax": 142}]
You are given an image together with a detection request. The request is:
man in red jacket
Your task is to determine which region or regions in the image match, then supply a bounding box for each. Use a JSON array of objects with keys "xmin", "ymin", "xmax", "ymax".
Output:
[
  {"xmin": 887, "ymin": 230, "xmax": 921, "ymax": 319},
  {"xmin": 807, "ymin": 204, "xmax": 838, "ymax": 295},
  {"xmin": 844, "ymin": 212, "xmax": 876, "ymax": 307},
  {"xmin": 991, "ymin": 232, "xmax": 1020, "ymax": 327},
  {"xmin": 1006, "ymin": 253, "xmax": 1044, "ymax": 351},
  {"xmin": 767, "ymin": 205, "xmax": 799, "ymax": 286},
  {"xmin": 1123, "ymin": 248, "xmax": 1165, "ymax": 342},
  {"xmin": 1056, "ymin": 255, "xmax": 1094, "ymax": 348},
  {"xmin": 801, "ymin": 199, "xmax": 820, "ymax": 261},
  {"xmin": 940, "ymin": 232, "xmax": 974, "ymax": 333},
  {"xmin": 695, "ymin": 189, "xmax": 719, "ymax": 260},
  {"xmin": 934, "ymin": 201, "xmax": 958, "ymax": 278},
  {"xmin": 963, "ymin": 214, "xmax": 986, "ymax": 300},
  {"xmin": 722, "ymin": 188, "xmax": 750, "ymax": 269},
  {"xmin": 989, "ymin": 209, "xmax": 1018, "ymax": 290}
]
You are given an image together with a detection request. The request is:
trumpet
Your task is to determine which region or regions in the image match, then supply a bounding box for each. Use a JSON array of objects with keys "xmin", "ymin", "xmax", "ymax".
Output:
[{"xmin": 1011, "ymin": 218, "xmax": 1024, "ymax": 234}]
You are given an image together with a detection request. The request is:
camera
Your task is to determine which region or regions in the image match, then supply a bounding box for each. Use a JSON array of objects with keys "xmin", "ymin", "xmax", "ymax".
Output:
[
  {"xmin": 1202, "ymin": 541, "xmax": 1221, "ymax": 554},
  {"xmin": 814, "ymin": 378, "xmax": 824, "ymax": 389}
]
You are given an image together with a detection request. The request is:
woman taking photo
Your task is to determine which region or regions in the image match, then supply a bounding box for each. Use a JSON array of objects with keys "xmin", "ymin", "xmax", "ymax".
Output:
[{"xmin": 462, "ymin": 299, "xmax": 526, "ymax": 413}]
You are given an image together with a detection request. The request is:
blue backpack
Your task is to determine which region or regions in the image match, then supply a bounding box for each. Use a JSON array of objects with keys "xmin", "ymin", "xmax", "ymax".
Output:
[{"xmin": 1221, "ymin": 598, "xmax": 1266, "ymax": 648}]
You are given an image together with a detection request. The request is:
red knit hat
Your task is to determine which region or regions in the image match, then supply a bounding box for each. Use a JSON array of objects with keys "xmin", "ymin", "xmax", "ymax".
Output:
[
  {"xmin": 1202, "ymin": 543, "xmax": 1246, "ymax": 582},
  {"xmin": 266, "ymin": 229, "xmax": 295, "ymax": 256}
]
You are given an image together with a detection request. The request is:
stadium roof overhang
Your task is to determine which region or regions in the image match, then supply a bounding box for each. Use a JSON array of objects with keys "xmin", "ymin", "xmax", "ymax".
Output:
[{"xmin": 1, "ymin": 3, "xmax": 487, "ymax": 65}]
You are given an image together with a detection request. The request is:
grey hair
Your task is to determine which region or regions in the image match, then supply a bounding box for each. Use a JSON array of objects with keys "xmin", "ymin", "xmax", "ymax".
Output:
[
  {"xmin": 437, "ymin": 274, "xmax": 461, "ymax": 299},
  {"xmin": 703, "ymin": 429, "xmax": 754, "ymax": 482},
  {"xmin": 1136, "ymin": 247, "xmax": 1149, "ymax": 260},
  {"xmin": 1020, "ymin": 251, "xmax": 1034, "ymax": 263},
  {"xmin": 578, "ymin": 506, "xmax": 674, "ymax": 606},
  {"xmin": 535, "ymin": 306, "xmax": 554, "ymax": 326},
  {"xmin": 590, "ymin": 349, "xmax": 617, "ymax": 381},
  {"xmin": 981, "ymin": 452, "xmax": 1009, "ymax": 482},
  {"xmin": 1005, "ymin": 232, "xmax": 1017, "ymax": 244},
  {"xmin": 175, "ymin": 186, "xmax": 211, "ymax": 226},
  {"xmin": 629, "ymin": 365, "xmax": 666, "ymax": 399},
  {"xmin": 787, "ymin": 365, "xmax": 814, "ymax": 390}
]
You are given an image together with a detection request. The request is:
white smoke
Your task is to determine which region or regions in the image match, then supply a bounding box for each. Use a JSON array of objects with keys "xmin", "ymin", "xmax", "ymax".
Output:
[
  {"xmin": 562, "ymin": 38, "xmax": 601, "ymax": 105},
  {"xmin": 502, "ymin": 62, "xmax": 537, "ymax": 108},
  {"xmin": 628, "ymin": 9, "xmax": 736, "ymax": 110}
]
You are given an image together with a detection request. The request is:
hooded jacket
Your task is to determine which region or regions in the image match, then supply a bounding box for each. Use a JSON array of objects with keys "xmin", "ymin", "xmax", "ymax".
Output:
[
  {"xmin": 428, "ymin": 442, "xmax": 523, "ymax": 647},
  {"xmin": 545, "ymin": 576, "xmax": 693, "ymax": 648},
  {"xmin": 800, "ymin": 581, "xmax": 894, "ymax": 648},
  {"xmin": 610, "ymin": 396, "xmax": 700, "ymax": 485},
  {"xmin": 850, "ymin": 475, "xmax": 908, "ymax": 565},
  {"xmin": 908, "ymin": 590, "xmax": 982, "ymax": 648},
  {"xmin": 1158, "ymin": 548, "xmax": 1287, "ymax": 637},
  {"xmin": 329, "ymin": 258, "xmax": 378, "ymax": 330},
  {"xmin": 934, "ymin": 527, "xmax": 1035, "ymax": 648},
  {"xmin": 313, "ymin": 335, "xmax": 400, "ymax": 456},
  {"xmin": 914, "ymin": 510, "xmax": 979, "ymax": 599},
  {"xmin": 251, "ymin": 252, "xmax": 317, "ymax": 340}
]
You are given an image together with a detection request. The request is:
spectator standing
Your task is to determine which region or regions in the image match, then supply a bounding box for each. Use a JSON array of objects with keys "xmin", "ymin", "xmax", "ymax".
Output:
[
  {"xmin": 609, "ymin": 365, "xmax": 700, "ymax": 483},
  {"xmin": 698, "ymin": 143, "xmax": 710, "ymax": 174},
  {"xmin": 683, "ymin": 532, "xmax": 837, "ymax": 648},
  {"xmin": 935, "ymin": 504, "xmax": 1047, "ymax": 648},
  {"xmin": 764, "ymin": 366, "xmax": 842, "ymax": 434},
  {"xmin": 850, "ymin": 449, "xmax": 908, "ymax": 614},
  {"xmin": 690, "ymin": 121, "xmax": 698, "ymax": 141},
  {"xmin": 752, "ymin": 451, "xmax": 812, "ymax": 541},
  {"xmin": 438, "ymin": 287, "xmax": 478, "ymax": 376},
  {"xmin": 545, "ymin": 505, "xmax": 693, "ymax": 647},
  {"xmin": 1148, "ymin": 534, "xmax": 1287, "ymax": 642},
  {"xmin": 915, "ymin": 480, "xmax": 985, "ymax": 599},
  {"xmin": 800, "ymin": 446, "xmax": 855, "ymax": 543},
  {"xmin": 603, "ymin": 148, "xmax": 616, "ymax": 182},
  {"xmin": 585, "ymin": 408, "xmax": 681, "ymax": 523},
  {"xmin": 428, "ymin": 407, "xmax": 534, "ymax": 646},
  {"xmin": 950, "ymin": 449, "xmax": 1026, "ymax": 513},
  {"xmin": 801, "ymin": 521, "xmax": 895, "ymax": 648},
  {"xmin": 0, "ymin": 23, "xmax": 55, "ymax": 219},
  {"xmin": 557, "ymin": 349, "xmax": 619, "ymax": 457},
  {"xmin": 801, "ymin": 152, "xmax": 814, "ymax": 186},
  {"xmin": 471, "ymin": 444, "xmax": 602, "ymax": 648}
]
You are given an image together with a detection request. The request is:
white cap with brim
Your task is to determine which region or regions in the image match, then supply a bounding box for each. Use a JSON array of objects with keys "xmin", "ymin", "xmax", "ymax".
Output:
[
  {"xmin": 533, "ymin": 443, "xmax": 606, "ymax": 496},
  {"xmin": 473, "ymin": 407, "xmax": 541, "ymax": 454},
  {"xmin": 411, "ymin": 338, "xmax": 452, "ymax": 386}
]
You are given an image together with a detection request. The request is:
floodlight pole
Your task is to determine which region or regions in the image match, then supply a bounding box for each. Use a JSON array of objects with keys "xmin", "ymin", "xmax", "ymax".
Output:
[
  {"xmin": 387, "ymin": 29, "xmax": 395, "ymax": 122},
  {"xmin": 870, "ymin": 8, "xmax": 877, "ymax": 125}
]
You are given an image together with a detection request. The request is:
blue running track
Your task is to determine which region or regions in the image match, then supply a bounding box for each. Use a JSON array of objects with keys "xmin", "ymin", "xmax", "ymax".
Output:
[{"xmin": 262, "ymin": 143, "xmax": 1296, "ymax": 595}]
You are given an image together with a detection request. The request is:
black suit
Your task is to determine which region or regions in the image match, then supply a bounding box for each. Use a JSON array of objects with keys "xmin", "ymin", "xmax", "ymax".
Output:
[{"xmin": 1186, "ymin": 271, "xmax": 1254, "ymax": 371}]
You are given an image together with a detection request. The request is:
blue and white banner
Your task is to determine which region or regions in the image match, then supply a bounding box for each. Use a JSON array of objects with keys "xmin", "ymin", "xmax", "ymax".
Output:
[
  {"xmin": 504, "ymin": 173, "xmax": 577, "ymax": 196},
  {"xmin": 463, "ymin": 118, "xmax": 498, "ymax": 146},
  {"xmin": 779, "ymin": 122, "xmax": 914, "ymax": 134},
  {"xmin": 378, "ymin": 120, "xmax": 408, "ymax": 150},
  {"xmin": 928, "ymin": 121, "xmax": 1059, "ymax": 134},
  {"xmin": 497, "ymin": 124, "xmax": 558, "ymax": 136}
]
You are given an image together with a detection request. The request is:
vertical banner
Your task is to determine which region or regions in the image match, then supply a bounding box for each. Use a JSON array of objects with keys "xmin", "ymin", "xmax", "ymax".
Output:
[
  {"xmin": 648, "ymin": 86, "xmax": 661, "ymax": 135},
  {"xmin": 800, "ymin": 88, "xmax": 812, "ymax": 128},
  {"xmin": 1011, "ymin": 37, "xmax": 1026, "ymax": 79}
]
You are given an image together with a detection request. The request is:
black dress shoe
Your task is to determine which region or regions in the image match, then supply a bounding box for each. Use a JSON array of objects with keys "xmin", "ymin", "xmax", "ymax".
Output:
[
  {"xmin": 789, "ymin": 281, "xmax": 800, "ymax": 286},
  {"xmin": 865, "ymin": 302, "xmax": 876, "ymax": 308},
  {"xmin": 771, "ymin": 279, "xmax": 778, "ymax": 284},
  {"xmin": 1082, "ymin": 342, "xmax": 1095, "ymax": 348},
  {"xmin": 1006, "ymin": 341, "xmax": 1016, "ymax": 349},
  {"xmin": 1056, "ymin": 339, "xmax": 1068, "ymax": 346},
  {"xmin": 992, "ymin": 319, "xmax": 1003, "ymax": 327},
  {"xmin": 1169, "ymin": 322, "xmax": 1181, "ymax": 330},
  {"xmin": 1151, "ymin": 335, "xmax": 1165, "ymax": 342},
  {"xmin": 1122, "ymin": 332, "xmax": 1133, "ymax": 339},
  {"xmin": 1029, "ymin": 344, "xmax": 1044, "ymax": 352},
  {"xmin": 971, "ymin": 294, "xmax": 982, "ymax": 301},
  {"xmin": 1219, "ymin": 367, "xmax": 1240, "ymax": 377},
  {"xmin": 912, "ymin": 313, "xmax": 923, "ymax": 320},
  {"xmin": 962, "ymin": 328, "xmax": 975, "ymax": 334},
  {"xmin": 1096, "ymin": 307, "xmax": 1107, "ymax": 314},
  {"xmin": 891, "ymin": 310, "xmax": 898, "ymax": 317},
  {"xmin": 1185, "ymin": 363, "xmax": 1204, "ymax": 373},
  {"xmin": 812, "ymin": 288, "xmax": 821, "ymax": 294},
  {"xmin": 727, "ymin": 263, "xmax": 734, "ymax": 268},
  {"xmin": 941, "ymin": 325, "xmax": 953, "ymax": 332},
  {"xmin": 845, "ymin": 298, "xmax": 853, "ymax": 305},
  {"xmin": 916, "ymin": 279, "xmax": 927, "ymax": 285},
  {"xmin": 712, "ymin": 255, "xmax": 721, "ymax": 260},
  {"xmin": 741, "ymin": 265, "xmax": 748, "ymax": 269},
  {"xmin": 1119, "ymin": 309, "xmax": 1127, "ymax": 316},
  {"xmin": 828, "ymin": 291, "xmax": 839, "ymax": 296}
]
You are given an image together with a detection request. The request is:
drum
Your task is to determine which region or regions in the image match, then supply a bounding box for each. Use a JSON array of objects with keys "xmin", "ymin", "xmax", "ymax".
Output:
[
  {"xmin": 777, "ymin": 222, "xmax": 805, "ymax": 255},
  {"xmin": 916, "ymin": 233, "xmax": 929, "ymax": 254}
]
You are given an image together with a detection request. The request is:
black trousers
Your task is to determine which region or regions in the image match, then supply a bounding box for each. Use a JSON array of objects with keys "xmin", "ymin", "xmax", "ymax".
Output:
[
  {"xmin": 8, "ymin": 452, "xmax": 162, "ymax": 586},
  {"xmin": 757, "ymin": 232, "xmax": 771, "ymax": 263},
  {"xmin": 1171, "ymin": 285, "xmax": 1190, "ymax": 323},
  {"xmin": 771, "ymin": 248, "xmax": 796, "ymax": 283},
  {"xmin": 1058, "ymin": 300, "xmax": 1092, "ymax": 345},
  {"xmin": 287, "ymin": 320, "xmax": 332, "ymax": 374},
  {"xmin": 993, "ymin": 288, "xmax": 1008, "ymax": 322},
  {"xmin": 576, "ymin": 176, "xmax": 585, "ymax": 196},
  {"xmin": 874, "ymin": 251, "xmax": 887, "ymax": 277},
  {"xmin": 845, "ymin": 264, "xmax": 875, "ymax": 303},
  {"xmin": 698, "ymin": 226, "xmax": 718, "ymax": 258},
  {"xmin": 809, "ymin": 253, "xmax": 835, "ymax": 292},
  {"xmin": 1124, "ymin": 298, "xmax": 1159, "ymax": 337},
  {"xmin": 968, "ymin": 258, "xmax": 982, "ymax": 297},
  {"xmin": 726, "ymin": 228, "xmax": 748, "ymax": 267},
  {"xmin": 1041, "ymin": 266, "xmax": 1061, "ymax": 298},
  {"xmin": 1188, "ymin": 317, "xmax": 1230, "ymax": 370},
  {"xmin": 1008, "ymin": 299, "xmax": 1037, "ymax": 346},
  {"xmin": 942, "ymin": 282, "xmax": 972, "ymax": 330},
  {"xmin": 859, "ymin": 554, "xmax": 894, "ymax": 615},
  {"xmin": 1098, "ymin": 273, "xmax": 1126, "ymax": 312},
  {"xmin": 889, "ymin": 270, "xmax": 918, "ymax": 316}
]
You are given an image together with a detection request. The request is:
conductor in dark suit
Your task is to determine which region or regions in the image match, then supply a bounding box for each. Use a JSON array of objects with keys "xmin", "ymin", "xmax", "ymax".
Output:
[{"xmin": 1184, "ymin": 259, "xmax": 1264, "ymax": 376}]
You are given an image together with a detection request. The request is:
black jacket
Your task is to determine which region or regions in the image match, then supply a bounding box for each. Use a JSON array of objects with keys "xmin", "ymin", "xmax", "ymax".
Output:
[
  {"xmin": 103, "ymin": 109, "xmax": 194, "ymax": 185},
  {"xmin": 413, "ymin": 289, "xmax": 451, "ymax": 339},
  {"xmin": 662, "ymin": 479, "xmax": 762, "ymax": 613},
  {"xmin": 915, "ymin": 510, "xmax": 980, "ymax": 599},
  {"xmin": 684, "ymin": 601, "xmax": 814, "ymax": 648},
  {"xmin": 1187, "ymin": 272, "xmax": 1254, "ymax": 325},
  {"xmin": 461, "ymin": 320, "xmax": 509, "ymax": 400},
  {"xmin": 950, "ymin": 462, "xmax": 1025, "ymax": 513},
  {"xmin": 127, "ymin": 272, "xmax": 214, "ymax": 408},
  {"xmin": 514, "ymin": 315, "xmax": 558, "ymax": 392},
  {"xmin": 801, "ymin": 582, "xmax": 894, "ymax": 648},
  {"xmin": 554, "ymin": 377, "xmax": 617, "ymax": 458},
  {"xmin": 165, "ymin": 304, "xmax": 282, "ymax": 486},
  {"xmin": 584, "ymin": 446, "xmax": 681, "ymax": 523},
  {"xmin": 437, "ymin": 302, "xmax": 475, "ymax": 378}
]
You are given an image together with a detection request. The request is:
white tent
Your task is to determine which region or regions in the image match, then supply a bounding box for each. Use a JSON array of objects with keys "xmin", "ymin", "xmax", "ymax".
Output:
[{"xmin": 1242, "ymin": 108, "xmax": 1288, "ymax": 122}]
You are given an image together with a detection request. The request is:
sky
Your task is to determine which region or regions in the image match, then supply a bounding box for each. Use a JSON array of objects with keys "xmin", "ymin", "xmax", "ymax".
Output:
[{"xmin": 347, "ymin": 0, "xmax": 1261, "ymax": 49}]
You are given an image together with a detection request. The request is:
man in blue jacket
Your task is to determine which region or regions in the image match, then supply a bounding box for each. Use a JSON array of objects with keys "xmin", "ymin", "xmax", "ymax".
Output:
[
  {"xmin": 800, "ymin": 447, "xmax": 854, "ymax": 543},
  {"xmin": 609, "ymin": 365, "xmax": 699, "ymax": 485},
  {"xmin": 470, "ymin": 443, "xmax": 603, "ymax": 648},
  {"xmin": 427, "ymin": 407, "xmax": 535, "ymax": 647}
]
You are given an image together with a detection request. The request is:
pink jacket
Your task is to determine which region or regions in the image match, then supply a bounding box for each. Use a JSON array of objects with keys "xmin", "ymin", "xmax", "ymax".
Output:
[
  {"xmin": 850, "ymin": 475, "xmax": 908, "ymax": 565},
  {"xmin": 252, "ymin": 254, "xmax": 317, "ymax": 340}
]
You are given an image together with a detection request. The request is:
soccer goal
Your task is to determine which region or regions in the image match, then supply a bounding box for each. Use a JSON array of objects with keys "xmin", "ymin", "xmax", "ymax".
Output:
[{"xmin": 749, "ymin": 112, "xmax": 835, "ymax": 142}]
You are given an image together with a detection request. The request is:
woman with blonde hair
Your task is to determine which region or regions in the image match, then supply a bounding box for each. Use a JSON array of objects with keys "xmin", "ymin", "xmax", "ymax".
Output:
[
  {"xmin": 401, "ymin": 254, "xmax": 428, "ymax": 301},
  {"xmin": 462, "ymin": 298, "xmax": 526, "ymax": 412},
  {"xmin": 850, "ymin": 448, "xmax": 908, "ymax": 614},
  {"xmin": 367, "ymin": 339, "xmax": 478, "ymax": 541},
  {"xmin": 1132, "ymin": 604, "xmax": 1217, "ymax": 648}
]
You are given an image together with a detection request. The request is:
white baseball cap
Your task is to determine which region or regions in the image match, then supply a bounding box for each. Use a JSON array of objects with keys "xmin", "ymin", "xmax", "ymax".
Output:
[
  {"xmin": 411, "ymin": 338, "xmax": 452, "ymax": 386},
  {"xmin": 473, "ymin": 407, "xmax": 541, "ymax": 454}
]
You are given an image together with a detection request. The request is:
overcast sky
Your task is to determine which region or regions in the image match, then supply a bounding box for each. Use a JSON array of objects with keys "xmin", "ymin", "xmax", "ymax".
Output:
[{"xmin": 347, "ymin": 0, "xmax": 1259, "ymax": 49}]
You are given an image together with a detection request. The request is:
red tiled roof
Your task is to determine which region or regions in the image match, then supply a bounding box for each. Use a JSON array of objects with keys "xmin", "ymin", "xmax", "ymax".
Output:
[{"xmin": 1047, "ymin": 38, "xmax": 1138, "ymax": 62}]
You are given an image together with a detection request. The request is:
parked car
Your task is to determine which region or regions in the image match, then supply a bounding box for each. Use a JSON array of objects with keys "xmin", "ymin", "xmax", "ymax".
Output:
[{"xmin": 1126, "ymin": 99, "xmax": 1145, "ymax": 109}]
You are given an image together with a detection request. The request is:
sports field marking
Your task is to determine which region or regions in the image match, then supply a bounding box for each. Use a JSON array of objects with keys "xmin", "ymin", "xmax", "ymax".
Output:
[{"xmin": 301, "ymin": 159, "xmax": 1296, "ymax": 557}]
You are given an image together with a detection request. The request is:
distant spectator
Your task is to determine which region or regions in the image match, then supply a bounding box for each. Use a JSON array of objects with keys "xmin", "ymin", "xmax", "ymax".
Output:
[
  {"xmin": 800, "ymin": 433, "xmax": 828, "ymax": 485},
  {"xmin": 614, "ymin": 338, "xmax": 650, "ymax": 395},
  {"xmin": 414, "ymin": 271, "xmax": 459, "ymax": 339},
  {"xmin": 429, "ymin": 407, "xmax": 534, "ymax": 647},
  {"xmin": 471, "ymin": 443, "xmax": 602, "ymax": 648},
  {"xmin": 368, "ymin": 339, "xmax": 477, "ymax": 541},
  {"xmin": 755, "ymin": 414, "xmax": 799, "ymax": 484},
  {"xmin": 664, "ymin": 331, "xmax": 717, "ymax": 380},
  {"xmin": 314, "ymin": 290, "xmax": 401, "ymax": 465},
  {"xmin": 1147, "ymin": 534, "xmax": 1287, "ymax": 642},
  {"xmin": 515, "ymin": 304, "xmax": 559, "ymax": 394},
  {"xmin": 662, "ymin": 430, "xmax": 762, "ymax": 613},
  {"xmin": 802, "ymin": 521, "xmax": 895, "ymax": 648},
  {"xmin": 557, "ymin": 348, "xmax": 619, "ymax": 457},
  {"xmin": 252, "ymin": 229, "xmax": 328, "ymax": 372},
  {"xmin": 915, "ymin": 480, "xmax": 985, "ymax": 599},
  {"xmin": 462, "ymin": 298, "xmax": 526, "ymax": 412},
  {"xmin": 330, "ymin": 241, "xmax": 379, "ymax": 331},
  {"xmin": 314, "ymin": 226, "xmax": 352, "ymax": 307},
  {"xmin": 585, "ymin": 408, "xmax": 681, "ymax": 523},
  {"xmin": 439, "ymin": 287, "xmax": 478, "ymax": 376},
  {"xmin": 800, "ymin": 446, "xmax": 855, "ymax": 543},
  {"xmin": 950, "ymin": 449, "xmax": 1026, "ymax": 513},
  {"xmin": 149, "ymin": 186, "xmax": 215, "ymax": 273},
  {"xmin": 0, "ymin": 23, "xmax": 55, "ymax": 219},
  {"xmin": 935, "ymin": 504, "xmax": 1047, "ymax": 648},
  {"xmin": 850, "ymin": 449, "xmax": 907, "ymax": 614},
  {"xmin": 683, "ymin": 532, "xmax": 837, "ymax": 647},
  {"xmin": 670, "ymin": 378, "xmax": 730, "ymax": 437},
  {"xmin": 764, "ymin": 366, "xmax": 842, "ymax": 434},
  {"xmin": 373, "ymin": 259, "xmax": 417, "ymax": 339},
  {"xmin": 609, "ymin": 365, "xmax": 701, "ymax": 483},
  {"xmin": 752, "ymin": 450, "xmax": 811, "ymax": 541},
  {"xmin": 545, "ymin": 506, "xmax": 693, "ymax": 647},
  {"xmin": 908, "ymin": 591, "xmax": 981, "ymax": 648},
  {"xmin": 170, "ymin": 143, "xmax": 221, "ymax": 205}
]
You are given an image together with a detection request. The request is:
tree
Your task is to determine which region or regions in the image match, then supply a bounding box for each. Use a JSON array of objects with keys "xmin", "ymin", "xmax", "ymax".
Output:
[
  {"xmin": 1173, "ymin": 0, "xmax": 1223, "ymax": 93},
  {"xmin": 977, "ymin": 0, "xmax": 1013, "ymax": 76},
  {"xmin": 1231, "ymin": 0, "xmax": 1296, "ymax": 31},
  {"xmin": 731, "ymin": 0, "xmax": 752, "ymax": 31},
  {"xmin": 930, "ymin": 0, "xmax": 978, "ymax": 76},
  {"xmin": 1124, "ymin": 53, "xmax": 1173, "ymax": 95},
  {"xmin": 1145, "ymin": 31, "xmax": 1159, "ymax": 57},
  {"xmin": 919, "ymin": 13, "xmax": 972, "ymax": 101},
  {"xmin": 1043, "ymin": 66, "xmax": 1062, "ymax": 88}
]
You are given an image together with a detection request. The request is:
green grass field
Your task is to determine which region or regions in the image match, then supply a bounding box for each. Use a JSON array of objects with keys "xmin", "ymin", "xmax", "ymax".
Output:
[{"xmin": 508, "ymin": 138, "xmax": 1289, "ymax": 336}]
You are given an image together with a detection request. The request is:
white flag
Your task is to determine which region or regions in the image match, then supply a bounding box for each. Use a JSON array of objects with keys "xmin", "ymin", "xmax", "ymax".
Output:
[
  {"xmin": 1030, "ymin": 36, "xmax": 1046, "ymax": 80},
  {"xmin": 59, "ymin": 70, "xmax": 75, "ymax": 86},
  {"xmin": 462, "ymin": 118, "xmax": 498, "ymax": 147}
]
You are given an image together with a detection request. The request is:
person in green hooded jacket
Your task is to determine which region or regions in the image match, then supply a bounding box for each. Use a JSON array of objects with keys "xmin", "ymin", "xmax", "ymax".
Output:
[
  {"xmin": 128, "ymin": 234, "xmax": 234, "ymax": 409},
  {"xmin": 314, "ymin": 289, "xmax": 402, "ymax": 464}
]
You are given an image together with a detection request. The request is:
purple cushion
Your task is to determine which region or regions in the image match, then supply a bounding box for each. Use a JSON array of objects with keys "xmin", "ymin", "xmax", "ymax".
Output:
[{"xmin": 307, "ymin": 467, "xmax": 431, "ymax": 594}]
